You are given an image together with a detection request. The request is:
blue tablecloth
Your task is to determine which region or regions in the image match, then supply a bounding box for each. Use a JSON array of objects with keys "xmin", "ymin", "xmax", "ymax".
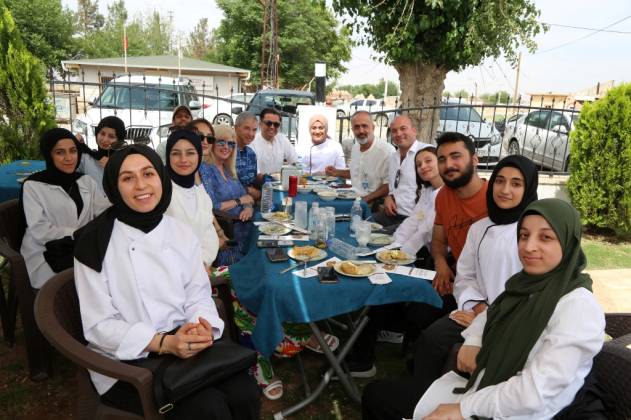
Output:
[
  {"xmin": 272, "ymin": 189, "xmax": 371, "ymax": 218},
  {"xmin": 229, "ymin": 220, "xmax": 442, "ymax": 357},
  {"xmin": 0, "ymin": 160, "xmax": 45, "ymax": 203}
]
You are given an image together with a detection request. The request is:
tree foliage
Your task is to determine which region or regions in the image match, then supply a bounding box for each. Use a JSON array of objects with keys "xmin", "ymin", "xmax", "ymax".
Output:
[
  {"xmin": 335, "ymin": 80, "xmax": 400, "ymax": 99},
  {"xmin": 76, "ymin": 0, "xmax": 104, "ymax": 36},
  {"xmin": 213, "ymin": 0, "xmax": 352, "ymax": 89},
  {"xmin": 4, "ymin": 0, "xmax": 75, "ymax": 70},
  {"xmin": 186, "ymin": 18, "xmax": 217, "ymax": 61},
  {"xmin": 567, "ymin": 84, "xmax": 631, "ymax": 236},
  {"xmin": 0, "ymin": 1, "xmax": 55, "ymax": 162},
  {"xmin": 480, "ymin": 90, "xmax": 511, "ymax": 104}
]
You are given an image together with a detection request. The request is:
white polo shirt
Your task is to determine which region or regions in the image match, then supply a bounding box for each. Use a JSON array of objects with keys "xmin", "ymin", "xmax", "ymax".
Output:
[
  {"xmin": 250, "ymin": 132, "xmax": 299, "ymax": 175},
  {"xmin": 388, "ymin": 139, "xmax": 432, "ymax": 216},
  {"xmin": 349, "ymin": 138, "xmax": 395, "ymax": 197},
  {"xmin": 299, "ymin": 138, "xmax": 346, "ymax": 174}
]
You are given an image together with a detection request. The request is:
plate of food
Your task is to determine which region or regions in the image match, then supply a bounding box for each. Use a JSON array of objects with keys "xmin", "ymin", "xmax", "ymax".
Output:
[
  {"xmin": 258, "ymin": 223, "xmax": 292, "ymax": 235},
  {"xmin": 376, "ymin": 249, "xmax": 415, "ymax": 265},
  {"xmin": 262, "ymin": 211, "xmax": 292, "ymax": 222},
  {"xmin": 288, "ymin": 245, "xmax": 327, "ymax": 262},
  {"xmin": 369, "ymin": 234, "xmax": 394, "ymax": 246},
  {"xmin": 334, "ymin": 261, "xmax": 376, "ymax": 277},
  {"xmin": 317, "ymin": 190, "xmax": 338, "ymax": 201},
  {"xmin": 370, "ymin": 222, "xmax": 383, "ymax": 231},
  {"xmin": 337, "ymin": 190, "xmax": 358, "ymax": 200}
]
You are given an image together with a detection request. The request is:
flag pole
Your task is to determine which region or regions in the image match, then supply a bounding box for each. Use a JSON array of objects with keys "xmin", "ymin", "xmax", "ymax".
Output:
[{"xmin": 123, "ymin": 26, "xmax": 128, "ymax": 73}]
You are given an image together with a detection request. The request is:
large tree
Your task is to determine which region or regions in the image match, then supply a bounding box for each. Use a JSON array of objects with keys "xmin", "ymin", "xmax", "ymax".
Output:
[
  {"xmin": 332, "ymin": 0, "xmax": 545, "ymax": 141},
  {"xmin": 0, "ymin": 1, "xmax": 55, "ymax": 162},
  {"xmin": 214, "ymin": 0, "xmax": 352, "ymax": 89},
  {"xmin": 76, "ymin": 0, "xmax": 104, "ymax": 36},
  {"xmin": 4, "ymin": 0, "xmax": 75, "ymax": 70},
  {"xmin": 186, "ymin": 18, "xmax": 217, "ymax": 61}
]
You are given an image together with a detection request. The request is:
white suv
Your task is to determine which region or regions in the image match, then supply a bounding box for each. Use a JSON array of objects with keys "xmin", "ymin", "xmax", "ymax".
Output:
[{"xmin": 72, "ymin": 75, "xmax": 201, "ymax": 150}]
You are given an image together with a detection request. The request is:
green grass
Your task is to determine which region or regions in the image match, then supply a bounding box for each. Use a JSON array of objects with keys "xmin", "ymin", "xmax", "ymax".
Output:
[{"xmin": 583, "ymin": 238, "xmax": 631, "ymax": 270}]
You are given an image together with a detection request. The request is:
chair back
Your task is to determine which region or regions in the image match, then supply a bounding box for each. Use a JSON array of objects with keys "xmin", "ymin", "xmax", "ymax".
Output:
[{"xmin": 0, "ymin": 199, "xmax": 25, "ymax": 251}]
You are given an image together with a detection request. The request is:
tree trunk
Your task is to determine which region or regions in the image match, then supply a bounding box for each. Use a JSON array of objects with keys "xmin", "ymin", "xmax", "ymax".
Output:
[{"xmin": 394, "ymin": 61, "xmax": 448, "ymax": 144}]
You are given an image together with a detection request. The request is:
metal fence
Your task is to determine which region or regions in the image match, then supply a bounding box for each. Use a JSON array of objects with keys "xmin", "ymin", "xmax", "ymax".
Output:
[{"xmin": 48, "ymin": 74, "xmax": 580, "ymax": 174}]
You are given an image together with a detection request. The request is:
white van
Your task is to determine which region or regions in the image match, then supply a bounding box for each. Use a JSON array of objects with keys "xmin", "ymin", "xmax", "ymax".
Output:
[{"xmin": 71, "ymin": 75, "xmax": 202, "ymax": 150}]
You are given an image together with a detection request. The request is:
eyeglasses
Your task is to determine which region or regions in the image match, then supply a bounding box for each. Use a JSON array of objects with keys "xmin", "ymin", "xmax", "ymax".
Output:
[
  {"xmin": 394, "ymin": 169, "xmax": 401, "ymax": 189},
  {"xmin": 262, "ymin": 120, "xmax": 281, "ymax": 128},
  {"xmin": 215, "ymin": 139, "xmax": 237, "ymax": 149},
  {"xmin": 200, "ymin": 135, "xmax": 215, "ymax": 143}
]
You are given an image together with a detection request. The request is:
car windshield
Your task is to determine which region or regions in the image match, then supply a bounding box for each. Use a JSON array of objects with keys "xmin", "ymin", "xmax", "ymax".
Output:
[
  {"xmin": 440, "ymin": 105, "xmax": 483, "ymax": 122},
  {"xmin": 258, "ymin": 93, "xmax": 314, "ymax": 114},
  {"xmin": 96, "ymin": 84, "xmax": 181, "ymax": 111}
]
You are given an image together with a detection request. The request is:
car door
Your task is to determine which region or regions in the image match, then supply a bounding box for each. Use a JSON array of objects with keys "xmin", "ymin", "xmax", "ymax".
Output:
[
  {"xmin": 542, "ymin": 111, "xmax": 569, "ymax": 170},
  {"xmin": 520, "ymin": 110, "xmax": 550, "ymax": 163}
]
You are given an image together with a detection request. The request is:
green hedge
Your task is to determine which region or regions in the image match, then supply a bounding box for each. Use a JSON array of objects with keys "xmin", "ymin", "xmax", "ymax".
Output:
[{"xmin": 567, "ymin": 83, "xmax": 631, "ymax": 236}]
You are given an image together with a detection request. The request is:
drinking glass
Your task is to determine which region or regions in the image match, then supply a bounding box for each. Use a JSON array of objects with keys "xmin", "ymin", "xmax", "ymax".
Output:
[
  {"xmin": 324, "ymin": 207, "xmax": 336, "ymax": 239},
  {"xmin": 295, "ymin": 201, "xmax": 308, "ymax": 229},
  {"xmin": 356, "ymin": 221, "xmax": 372, "ymax": 248}
]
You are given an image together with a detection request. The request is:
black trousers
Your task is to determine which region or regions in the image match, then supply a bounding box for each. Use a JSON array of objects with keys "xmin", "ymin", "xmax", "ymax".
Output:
[
  {"xmin": 362, "ymin": 376, "xmax": 427, "ymax": 420},
  {"xmin": 101, "ymin": 370, "xmax": 261, "ymax": 420}
]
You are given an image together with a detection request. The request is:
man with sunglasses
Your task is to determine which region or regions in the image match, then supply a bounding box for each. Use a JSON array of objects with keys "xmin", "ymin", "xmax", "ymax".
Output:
[
  {"xmin": 375, "ymin": 115, "xmax": 431, "ymax": 227},
  {"xmin": 250, "ymin": 108, "xmax": 298, "ymax": 177},
  {"xmin": 234, "ymin": 111, "xmax": 261, "ymax": 201}
]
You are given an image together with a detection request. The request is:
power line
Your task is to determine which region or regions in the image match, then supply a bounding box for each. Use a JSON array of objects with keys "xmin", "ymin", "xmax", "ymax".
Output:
[
  {"xmin": 534, "ymin": 15, "xmax": 631, "ymax": 54},
  {"xmin": 541, "ymin": 22, "xmax": 631, "ymax": 34}
]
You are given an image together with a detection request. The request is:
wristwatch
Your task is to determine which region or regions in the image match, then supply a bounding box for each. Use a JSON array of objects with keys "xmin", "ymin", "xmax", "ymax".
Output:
[{"xmin": 235, "ymin": 198, "xmax": 241, "ymax": 206}]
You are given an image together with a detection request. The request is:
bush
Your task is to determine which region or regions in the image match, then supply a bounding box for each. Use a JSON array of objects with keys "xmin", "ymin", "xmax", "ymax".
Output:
[
  {"xmin": 0, "ymin": 1, "xmax": 55, "ymax": 163},
  {"xmin": 567, "ymin": 83, "xmax": 631, "ymax": 236}
]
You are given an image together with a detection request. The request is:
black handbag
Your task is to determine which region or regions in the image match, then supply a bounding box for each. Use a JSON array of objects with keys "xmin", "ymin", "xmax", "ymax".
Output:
[{"xmin": 127, "ymin": 338, "xmax": 256, "ymax": 414}]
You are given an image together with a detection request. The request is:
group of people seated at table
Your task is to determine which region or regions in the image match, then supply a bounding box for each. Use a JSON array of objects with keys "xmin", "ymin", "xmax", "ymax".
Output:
[{"xmin": 17, "ymin": 102, "xmax": 607, "ymax": 419}]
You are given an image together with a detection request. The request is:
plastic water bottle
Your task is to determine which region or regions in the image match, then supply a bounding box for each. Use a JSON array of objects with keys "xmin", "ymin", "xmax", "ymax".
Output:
[
  {"xmin": 350, "ymin": 197, "xmax": 363, "ymax": 233},
  {"xmin": 308, "ymin": 202, "xmax": 320, "ymax": 239},
  {"xmin": 260, "ymin": 182, "xmax": 274, "ymax": 213},
  {"xmin": 328, "ymin": 238, "xmax": 359, "ymax": 260}
]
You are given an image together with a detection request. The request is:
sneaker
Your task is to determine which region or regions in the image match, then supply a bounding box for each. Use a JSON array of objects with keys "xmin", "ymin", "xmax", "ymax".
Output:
[
  {"xmin": 328, "ymin": 359, "xmax": 377, "ymax": 380},
  {"xmin": 377, "ymin": 330, "xmax": 404, "ymax": 344}
]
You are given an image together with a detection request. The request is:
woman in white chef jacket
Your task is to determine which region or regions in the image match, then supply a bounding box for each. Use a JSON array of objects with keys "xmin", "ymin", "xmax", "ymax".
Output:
[
  {"xmin": 73, "ymin": 145, "xmax": 260, "ymax": 420},
  {"xmin": 413, "ymin": 199, "xmax": 605, "ymax": 420},
  {"xmin": 20, "ymin": 128, "xmax": 110, "ymax": 289},
  {"xmin": 163, "ymin": 129, "xmax": 219, "ymax": 271},
  {"xmin": 299, "ymin": 114, "xmax": 346, "ymax": 174}
]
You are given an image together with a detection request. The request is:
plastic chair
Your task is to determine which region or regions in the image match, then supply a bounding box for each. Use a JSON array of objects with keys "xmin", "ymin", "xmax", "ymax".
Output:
[
  {"xmin": 0, "ymin": 198, "xmax": 51, "ymax": 380},
  {"xmin": 35, "ymin": 268, "xmax": 236, "ymax": 419}
]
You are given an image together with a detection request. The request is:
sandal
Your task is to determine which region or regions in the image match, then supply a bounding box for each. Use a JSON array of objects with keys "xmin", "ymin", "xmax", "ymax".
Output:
[
  {"xmin": 262, "ymin": 379, "xmax": 284, "ymax": 400},
  {"xmin": 251, "ymin": 356, "xmax": 284, "ymax": 400},
  {"xmin": 304, "ymin": 333, "xmax": 340, "ymax": 354}
]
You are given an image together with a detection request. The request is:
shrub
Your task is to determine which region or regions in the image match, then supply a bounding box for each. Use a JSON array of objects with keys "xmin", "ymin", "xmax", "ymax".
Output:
[
  {"xmin": 567, "ymin": 83, "xmax": 631, "ymax": 236},
  {"xmin": 0, "ymin": 1, "xmax": 55, "ymax": 163}
]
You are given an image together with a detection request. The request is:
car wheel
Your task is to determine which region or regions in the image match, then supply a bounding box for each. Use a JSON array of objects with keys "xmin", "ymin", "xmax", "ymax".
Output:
[
  {"xmin": 507, "ymin": 140, "xmax": 520, "ymax": 156},
  {"xmin": 375, "ymin": 114, "xmax": 389, "ymax": 127},
  {"xmin": 337, "ymin": 110, "xmax": 346, "ymax": 118},
  {"xmin": 213, "ymin": 114, "xmax": 233, "ymax": 126}
]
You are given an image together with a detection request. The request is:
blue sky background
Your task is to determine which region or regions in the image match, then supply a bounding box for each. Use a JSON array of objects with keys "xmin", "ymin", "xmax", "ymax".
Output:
[{"xmin": 62, "ymin": 0, "xmax": 631, "ymax": 96}]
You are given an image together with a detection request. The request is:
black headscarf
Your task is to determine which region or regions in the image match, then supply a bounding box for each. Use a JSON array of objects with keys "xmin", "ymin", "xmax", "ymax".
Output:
[
  {"xmin": 80, "ymin": 116, "xmax": 127, "ymax": 160},
  {"xmin": 23, "ymin": 128, "xmax": 84, "ymax": 218},
  {"xmin": 486, "ymin": 155, "xmax": 538, "ymax": 225},
  {"xmin": 74, "ymin": 145, "xmax": 172, "ymax": 272},
  {"xmin": 165, "ymin": 129, "xmax": 202, "ymax": 188}
]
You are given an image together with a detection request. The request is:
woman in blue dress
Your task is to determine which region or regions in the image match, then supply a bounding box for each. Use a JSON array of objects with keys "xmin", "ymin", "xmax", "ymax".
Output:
[{"xmin": 199, "ymin": 125, "xmax": 254, "ymax": 265}]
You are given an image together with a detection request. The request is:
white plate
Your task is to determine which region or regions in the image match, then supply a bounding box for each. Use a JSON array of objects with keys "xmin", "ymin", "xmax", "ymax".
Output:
[
  {"xmin": 370, "ymin": 222, "xmax": 383, "ymax": 231},
  {"xmin": 333, "ymin": 261, "xmax": 376, "ymax": 277},
  {"xmin": 369, "ymin": 234, "xmax": 394, "ymax": 246},
  {"xmin": 311, "ymin": 175, "xmax": 327, "ymax": 181},
  {"xmin": 318, "ymin": 192, "xmax": 338, "ymax": 201},
  {"xmin": 337, "ymin": 191, "xmax": 358, "ymax": 200},
  {"xmin": 262, "ymin": 212, "xmax": 292, "ymax": 222},
  {"xmin": 258, "ymin": 223, "xmax": 292, "ymax": 235},
  {"xmin": 288, "ymin": 247, "xmax": 327, "ymax": 262},
  {"xmin": 376, "ymin": 250, "xmax": 415, "ymax": 265}
]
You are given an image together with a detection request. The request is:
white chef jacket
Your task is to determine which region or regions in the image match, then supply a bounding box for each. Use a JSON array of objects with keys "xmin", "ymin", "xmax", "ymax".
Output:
[
  {"xmin": 393, "ymin": 186, "xmax": 441, "ymax": 255},
  {"xmin": 453, "ymin": 218, "xmax": 522, "ymax": 311},
  {"xmin": 165, "ymin": 182, "xmax": 219, "ymax": 266},
  {"xmin": 250, "ymin": 132, "xmax": 298, "ymax": 175},
  {"xmin": 20, "ymin": 176, "xmax": 111, "ymax": 288},
  {"xmin": 413, "ymin": 288, "xmax": 605, "ymax": 420},
  {"xmin": 299, "ymin": 138, "xmax": 346, "ymax": 174},
  {"xmin": 349, "ymin": 139, "xmax": 395, "ymax": 197},
  {"xmin": 388, "ymin": 140, "xmax": 432, "ymax": 216},
  {"xmin": 74, "ymin": 215, "xmax": 224, "ymax": 395}
]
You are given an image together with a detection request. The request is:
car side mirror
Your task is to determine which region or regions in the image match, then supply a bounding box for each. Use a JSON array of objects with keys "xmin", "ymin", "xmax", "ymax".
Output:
[
  {"xmin": 552, "ymin": 125, "xmax": 568, "ymax": 134},
  {"xmin": 231, "ymin": 106, "xmax": 243, "ymax": 115},
  {"xmin": 88, "ymin": 96, "xmax": 97, "ymax": 106},
  {"xmin": 188, "ymin": 100, "xmax": 202, "ymax": 110}
]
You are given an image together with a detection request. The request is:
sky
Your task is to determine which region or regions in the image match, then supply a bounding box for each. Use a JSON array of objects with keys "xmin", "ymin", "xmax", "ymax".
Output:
[{"xmin": 62, "ymin": 0, "xmax": 631, "ymax": 96}]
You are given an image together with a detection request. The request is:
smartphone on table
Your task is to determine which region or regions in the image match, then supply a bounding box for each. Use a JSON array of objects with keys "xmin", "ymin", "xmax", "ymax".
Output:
[{"xmin": 266, "ymin": 248, "xmax": 289, "ymax": 262}]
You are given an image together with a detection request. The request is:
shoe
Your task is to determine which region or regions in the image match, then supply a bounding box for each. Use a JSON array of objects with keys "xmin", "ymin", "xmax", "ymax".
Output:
[
  {"xmin": 329, "ymin": 359, "xmax": 377, "ymax": 380},
  {"xmin": 261, "ymin": 379, "xmax": 284, "ymax": 400},
  {"xmin": 304, "ymin": 333, "xmax": 340, "ymax": 354},
  {"xmin": 376, "ymin": 330, "xmax": 404, "ymax": 344}
]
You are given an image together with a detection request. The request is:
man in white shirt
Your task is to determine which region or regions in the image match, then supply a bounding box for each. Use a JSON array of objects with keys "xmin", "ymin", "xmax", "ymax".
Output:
[
  {"xmin": 375, "ymin": 115, "xmax": 431, "ymax": 226},
  {"xmin": 325, "ymin": 111, "xmax": 394, "ymax": 208},
  {"xmin": 249, "ymin": 108, "xmax": 298, "ymax": 177}
]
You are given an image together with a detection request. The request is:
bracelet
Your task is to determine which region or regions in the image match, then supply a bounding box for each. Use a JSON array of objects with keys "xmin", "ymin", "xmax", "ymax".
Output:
[
  {"xmin": 158, "ymin": 333, "xmax": 168, "ymax": 355},
  {"xmin": 235, "ymin": 197, "xmax": 241, "ymax": 206}
]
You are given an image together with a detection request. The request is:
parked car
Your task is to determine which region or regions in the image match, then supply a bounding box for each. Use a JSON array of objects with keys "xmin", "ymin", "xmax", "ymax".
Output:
[
  {"xmin": 71, "ymin": 75, "xmax": 201, "ymax": 150},
  {"xmin": 234, "ymin": 89, "xmax": 315, "ymax": 143},
  {"xmin": 200, "ymin": 92, "xmax": 254, "ymax": 125},
  {"xmin": 436, "ymin": 101, "xmax": 503, "ymax": 167},
  {"xmin": 495, "ymin": 113, "xmax": 525, "ymax": 136},
  {"xmin": 502, "ymin": 109, "xmax": 579, "ymax": 171}
]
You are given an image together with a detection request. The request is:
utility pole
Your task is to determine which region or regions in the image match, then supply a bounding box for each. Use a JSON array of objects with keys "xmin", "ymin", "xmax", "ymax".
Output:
[
  {"xmin": 513, "ymin": 52, "xmax": 522, "ymax": 104},
  {"xmin": 260, "ymin": 0, "xmax": 279, "ymax": 88}
]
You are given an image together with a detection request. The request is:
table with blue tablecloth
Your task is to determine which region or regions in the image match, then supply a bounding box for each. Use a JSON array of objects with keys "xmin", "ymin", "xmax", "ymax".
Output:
[
  {"xmin": 271, "ymin": 188, "xmax": 371, "ymax": 218},
  {"xmin": 0, "ymin": 160, "xmax": 45, "ymax": 203}
]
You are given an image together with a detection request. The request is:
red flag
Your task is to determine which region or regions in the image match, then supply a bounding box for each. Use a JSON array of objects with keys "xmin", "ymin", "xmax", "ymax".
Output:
[{"xmin": 123, "ymin": 35, "xmax": 128, "ymax": 51}]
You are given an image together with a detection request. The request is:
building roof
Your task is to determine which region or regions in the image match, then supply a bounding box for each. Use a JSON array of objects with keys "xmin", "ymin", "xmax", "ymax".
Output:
[{"xmin": 62, "ymin": 55, "xmax": 250, "ymax": 76}]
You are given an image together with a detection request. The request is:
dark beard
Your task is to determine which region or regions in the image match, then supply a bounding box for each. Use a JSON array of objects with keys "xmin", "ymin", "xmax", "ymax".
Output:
[{"xmin": 442, "ymin": 160, "xmax": 475, "ymax": 189}]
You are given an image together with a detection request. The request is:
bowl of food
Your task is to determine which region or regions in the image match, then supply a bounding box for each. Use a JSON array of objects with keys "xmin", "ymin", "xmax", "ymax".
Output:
[
  {"xmin": 369, "ymin": 234, "xmax": 394, "ymax": 246},
  {"xmin": 297, "ymin": 186, "xmax": 312, "ymax": 194},
  {"xmin": 317, "ymin": 190, "xmax": 338, "ymax": 201}
]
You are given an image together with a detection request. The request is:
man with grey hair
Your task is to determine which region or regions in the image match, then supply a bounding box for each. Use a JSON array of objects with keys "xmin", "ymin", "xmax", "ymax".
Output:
[
  {"xmin": 325, "ymin": 111, "xmax": 394, "ymax": 209},
  {"xmin": 234, "ymin": 111, "xmax": 261, "ymax": 201}
]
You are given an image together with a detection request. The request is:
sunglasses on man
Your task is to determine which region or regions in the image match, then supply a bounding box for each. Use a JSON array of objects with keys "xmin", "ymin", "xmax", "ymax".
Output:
[{"xmin": 262, "ymin": 120, "xmax": 281, "ymax": 128}]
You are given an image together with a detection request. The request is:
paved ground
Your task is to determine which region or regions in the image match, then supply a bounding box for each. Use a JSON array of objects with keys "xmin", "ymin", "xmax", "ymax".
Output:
[{"xmin": 588, "ymin": 269, "xmax": 631, "ymax": 313}]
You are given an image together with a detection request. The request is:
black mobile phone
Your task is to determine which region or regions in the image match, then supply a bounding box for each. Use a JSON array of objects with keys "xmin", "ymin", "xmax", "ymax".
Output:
[
  {"xmin": 257, "ymin": 239, "xmax": 295, "ymax": 248},
  {"xmin": 266, "ymin": 248, "xmax": 289, "ymax": 262},
  {"xmin": 318, "ymin": 266, "xmax": 339, "ymax": 284}
]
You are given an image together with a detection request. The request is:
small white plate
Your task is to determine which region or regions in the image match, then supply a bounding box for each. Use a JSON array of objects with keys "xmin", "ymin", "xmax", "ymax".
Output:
[
  {"xmin": 258, "ymin": 223, "xmax": 292, "ymax": 235},
  {"xmin": 262, "ymin": 212, "xmax": 292, "ymax": 222},
  {"xmin": 369, "ymin": 234, "xmax": 394, "ymax": 246},
  {"xmin": 376, "ymin": 250, "xmax": 415, "ymax": 265},
  {"xmin": 288, "ymin": 247, "xmax": 327, "ymax": 262},
  {"xmin": 337, "ymin": 191, "xmax": 358, "ymax": 200},
  {"xmin": 333, "ymin": 261, "xmax": 376, "ymax": 277}
]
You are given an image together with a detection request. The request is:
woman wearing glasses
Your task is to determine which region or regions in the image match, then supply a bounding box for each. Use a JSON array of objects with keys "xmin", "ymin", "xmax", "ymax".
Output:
[{"xmin": 199, "ymin": 125, "xmax": 254, "ymax": 265}]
